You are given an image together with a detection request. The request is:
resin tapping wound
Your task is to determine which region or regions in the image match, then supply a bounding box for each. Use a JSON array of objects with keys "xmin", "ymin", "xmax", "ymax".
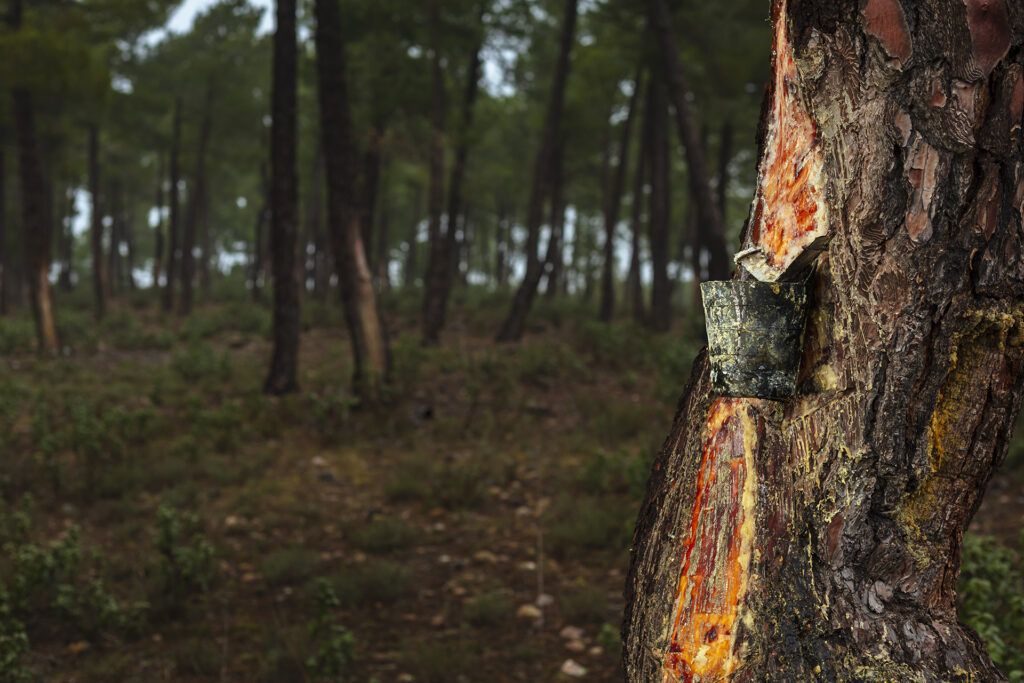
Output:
[
  {"xmin": 661, "ymin": 398, "xmax": 758, "ymax": 682},
  {"xmin": 741, "ymin": 0, "xmax": 829, "ymax": 282}
]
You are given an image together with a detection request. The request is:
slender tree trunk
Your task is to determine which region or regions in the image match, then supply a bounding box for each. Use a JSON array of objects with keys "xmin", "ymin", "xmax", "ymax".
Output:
[
  {"xmin": 306, "ymin": 152, "xmax": 325, "ymax": 298},
  {"xmin": 250, "ymin": 163, "xmax": 269, "ymax": 302},
  {"xmin": 314, "ymin": 0, "xmax": 389, "ymax": 401},
  {"xmin": 404, "ymin": 184, "xmax": 421, "ymax": 288},
  {"xmin": 0, "ymin": 131, "xmax": 6, "ymax": 316},
  {"xmin": 421, "ymin": 0, "xmax": 449, "ymax": 345},
  {"xmin": 599, "ymin": 72, "xmax": 642, "ymax": 322},
  {"xmin": 359, "ymin": 123, "xmax": 383, "ymax": 276},
  {"xmin": 12, "ymin": 91, "xmax": 57, "ymax": 352},
  {"xmin": 625, "ymin": 1, "xmax": 1024, "ymax": 680},
  {"xmin": 124, "ymin": 209, "xmax": 136, "ymax": 290},
  {"xmin": 265, "ymin": 0, "xmax": 301, "ymax": 395},
  {"xmin": 57, "ymin": 186, "xmax": 73, "ymax": 291},
  {"xmin": 162, "ymin": 97, "xmax": 182, "ymax": 313},
  {"xmin": 716, "ymin": 118, "xmax": 733, "ymax": 228},
  {"xmin": 628, "ymin": 87, "xmax": 652, "ymax": 325},
  {"xmin": 543, "ymin": 141, "xmax": 567, "ymax": 300},
  {"xmin": 647, "ymin": 78, "xmax": 671, "ymax": 332},
  {"xmin": 152, "ymin": 156, "xmax": 165, "ymax": 289},
  {"xmin": 376, "ymin": 162, "xmax": 391, "ymax": 292},
  {"xmin": 7, "ymin": 0, "xmax": 57, "ymax": 353},
  {"xmin": 108, "ymin": 180, "xmax": 121, "ymax": 295},
  {"xmin": 199, "ymin": 185, "xmax": 211, "ymax": 295},
  {"xmin": 423, "ymin": 15, "xmax": 484, "ymax": 342},
  {"xmin": 496, "ymin": 0, "xmax": 578, "ymax": 341},
  {"xmin": 647, "ymin": 0, "xmax": 730, "ymax": 281},
  {"xmin": 180, "ymin": 86, "xmax": 213, "ymax": 316},
  {"xmin": 88, "ymin": 125, "xmax": 106, "ymax": 319},
  {"xmin": 495, "ymin": 203, "xmax": 509, "ymax": 289}
]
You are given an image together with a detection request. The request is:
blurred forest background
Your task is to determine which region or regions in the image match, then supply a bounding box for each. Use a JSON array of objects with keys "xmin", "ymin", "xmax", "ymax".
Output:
[{"xmin": 0, "ymin": 0, "xmax": 1020, "ymax": 680}]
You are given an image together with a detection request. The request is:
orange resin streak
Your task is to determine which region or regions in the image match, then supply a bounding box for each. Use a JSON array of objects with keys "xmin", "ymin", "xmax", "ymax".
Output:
[
  {"xmin": 748, "ymin": 0, "xmax": 827, "ymax": 276},
  {"xmin": 662, "ymin": 398, "xmax": 758, "ymax": 682}
]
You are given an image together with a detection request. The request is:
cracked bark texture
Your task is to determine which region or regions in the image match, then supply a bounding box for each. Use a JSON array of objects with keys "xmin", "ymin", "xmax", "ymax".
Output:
[{"xmin": 624, "ymin": 0, "xmax": 1024, "ymax": 681}]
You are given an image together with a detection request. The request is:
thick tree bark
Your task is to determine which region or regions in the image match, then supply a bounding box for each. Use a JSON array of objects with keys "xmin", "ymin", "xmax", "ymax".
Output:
[
  {"xmin": 314, "ymin": 0, "xmax": 389, "ymax": 401},
  {"xmin": 423, "ymin": 8, "xmax": 484, "ymax": 344},
  {"xmin": 496, "ymin": 0, "xmax": 578, "ymax": 342},
  {"xmin": 265, "ymin": 0, "xmax": 301, "ymax": 395},
  {"xmin": 647, "ymin": 77, "xmax": 672, "ymax": 332},
  {"xmin": 88, "ymin": 125, "xmax": 106, "ymax": 319},
  {"xmin": 600, "ymin": 72, "xmax": 642, "ymax": 323},
  {"xmin": 180, "ymin": 86, "xmax": 213, "ymax": 316},
  {"xmin": 11, "ymin": 85, "xmax": 57, "ymax": 351},
  {"xmin": 624, "ymin": 1, "xmax": 1024, "ymax": 680},
  {"xmin": 647, "ymin": 0, "xmax": 730, "ymax": 282},
  {"xmin": 162, "ymin": 97, "xmax": 183, "ymax": 313}
]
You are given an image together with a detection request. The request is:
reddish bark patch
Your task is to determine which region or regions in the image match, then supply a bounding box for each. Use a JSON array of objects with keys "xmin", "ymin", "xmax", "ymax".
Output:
[
  {"xmin": 862, "ymin": 0, "xmax": 913, "ymax": 63},
  {"xmin": 965, "ymin": 0, "xmax": 1011, "ymax": 76},
  {"xmin": 905, "ymin": 136, "xmax": 940, "ymax": 243},
  {"xmin": 930, "ymin": 78, "xmax": 947, "ymax": 108}
]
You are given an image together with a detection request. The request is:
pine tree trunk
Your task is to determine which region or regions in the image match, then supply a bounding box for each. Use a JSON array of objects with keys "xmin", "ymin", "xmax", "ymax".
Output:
[
  {"xmin": 57, "ymin": 186, "xmax": 73, "ymax": 291},
  {"xmin": 628, "ymin": 86, "xmax": 652, "ymax": 325},
  {"xmin": 306, "ymin": 152, "xmax": 325, "ymax": 299},
  {"xmin": 10, "ymin": 34, "xmax": 58, "ymax": 354},
  {"xmin": 495, "ymin": 204, "xmax": 509, "ymax": 289},
  {"xmin": 647, "ymin": 78, "xmax": 672, "ymax": 332},
  {"xmin": 180, "ymin": 86, "xmax": 213, "ymax": 316},
  {"xmin": 152, "ymin": 156, "xmax": 165, "ymax": 290},
  {"xmin": 108, "ymin": 180, "xmax": 121, "ymax": 295},
  {"xmin": 647, "ymin": 0, "xmax": 730, "ymax": 281},
  {"xmin": 600, "ymin": 71, "xmax": 642, "ymax": 322},
  {"xmin": 376, "ymin": 164, "xmax": 391, "ymax": 292},
  {"xmin": 88, "ymin": 125, "xmax": 106, "ymax": 319},
  {"xmin": 543, "ymin": 140, "xmax": 567, "ymax": 300},
  {"xmin": 0, "ymin": 132, "xmax": 6, "ymax": 316},
  {"xmin": 250, "ymin": 163, "xmax": 269, "ymax": 302},
  {"xmin": 496, "ymin": 0, "xmax": 578, "ymax": 342},
  {"xmin": 421, "ymin": 0, "xmax": 449, "ymax": 345},
  {"xmin": 624, "ymin": 1, "xmax": 1024, "ymax": 680},
  {"xmin": 423, "ymin": 10, "xmax": 484, "ymax": 344},
  {"xmin": 265, "ymin": 0, "xmax": 301, "ymax": 395},
  {"xmin": 198, "ymin": 186, "xmax": 211, "ymax": 295},
  {"xmin": 314, "ymin": 0, "xmax": 388, "ymax": 402},
  {"xmin": 404, "ymin": 184, "xmax": 421, "ymax": 288},
  {"xmin": 162, "ymin": 97, "xmax": 182, "ymax": 313}
]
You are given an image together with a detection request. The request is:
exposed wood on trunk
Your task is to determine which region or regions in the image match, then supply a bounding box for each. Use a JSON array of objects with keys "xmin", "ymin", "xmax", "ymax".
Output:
[
  {"xmin": 162, "ymin": 97, "xmax": 182, "ymax": 313},
  {"xmin": 314, "ymin": 0, "xmax": 389, "ymax": 401},
  {"xmin": 647, "ymin": 0, "xmax": 730, "ymax": 282},
  {"xmin": 423, "ymin": 10, "xmax": 485, "ymax": 344},
  {"xmin": 496, "ymin": 0, "xmax": 578, "ymax": 342},
  {"xmin": 624, "ymin": 1, "xmax": 1024, "ymax": 680},
  {"xmin": 600, "ymin": 71, "xmax": 642, "ymax": 323},
  {"xmin": 265, "ymin": 0, "xmax": 301, "ymax": 396},
  {"xmin": 647, "ymin": 77, "xmax": 672, "ymax": 332},
  {"xmin": 180, "ymin": 86, "xmax": 214, "ymax": 316}
]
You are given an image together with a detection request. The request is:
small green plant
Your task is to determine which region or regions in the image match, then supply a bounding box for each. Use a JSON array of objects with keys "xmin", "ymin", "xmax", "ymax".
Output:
[
  {"xmin": 331, "ymin": 561, "xmax": 412, "ymax": 607},
  {"xmin": 351, "ymin": 517, "xmax": 415, "ymax": 554},
  {"xmin": 171, "ymin": 341, "xmax": 233, "ymax": 384},
  {"xmin": 155, "ymin": 505, "xmax": 216, "ymax": 601},
  {"xmin": 958, "ymin": 533, "xmax": 1024, "ymax": 679},
  {"xmin": 463, "ymin": 590, "xmax": 513, "ymax": 627},
  {"xmin": 306, "ymin": 579, "xmax": 356, "ymax": 681},
  {"xmin": 260, "ymin": 547, "xmax": 319, "ymax": 587},
  {"xmin": 0, "ymin": 588, "xmax": 29, "ymax": 682}
]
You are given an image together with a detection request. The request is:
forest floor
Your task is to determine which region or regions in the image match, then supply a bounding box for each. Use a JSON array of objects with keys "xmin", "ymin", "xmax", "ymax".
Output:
[{"xmin": 0, "ymin": 287, "xmax": 1021, "ymax": 682}]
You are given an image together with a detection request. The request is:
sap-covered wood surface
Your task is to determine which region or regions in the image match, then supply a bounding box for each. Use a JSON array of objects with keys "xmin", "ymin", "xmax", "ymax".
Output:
[{"xmin": 624, "ymin": 0, "xmax": 1024, "ymax": 680}]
